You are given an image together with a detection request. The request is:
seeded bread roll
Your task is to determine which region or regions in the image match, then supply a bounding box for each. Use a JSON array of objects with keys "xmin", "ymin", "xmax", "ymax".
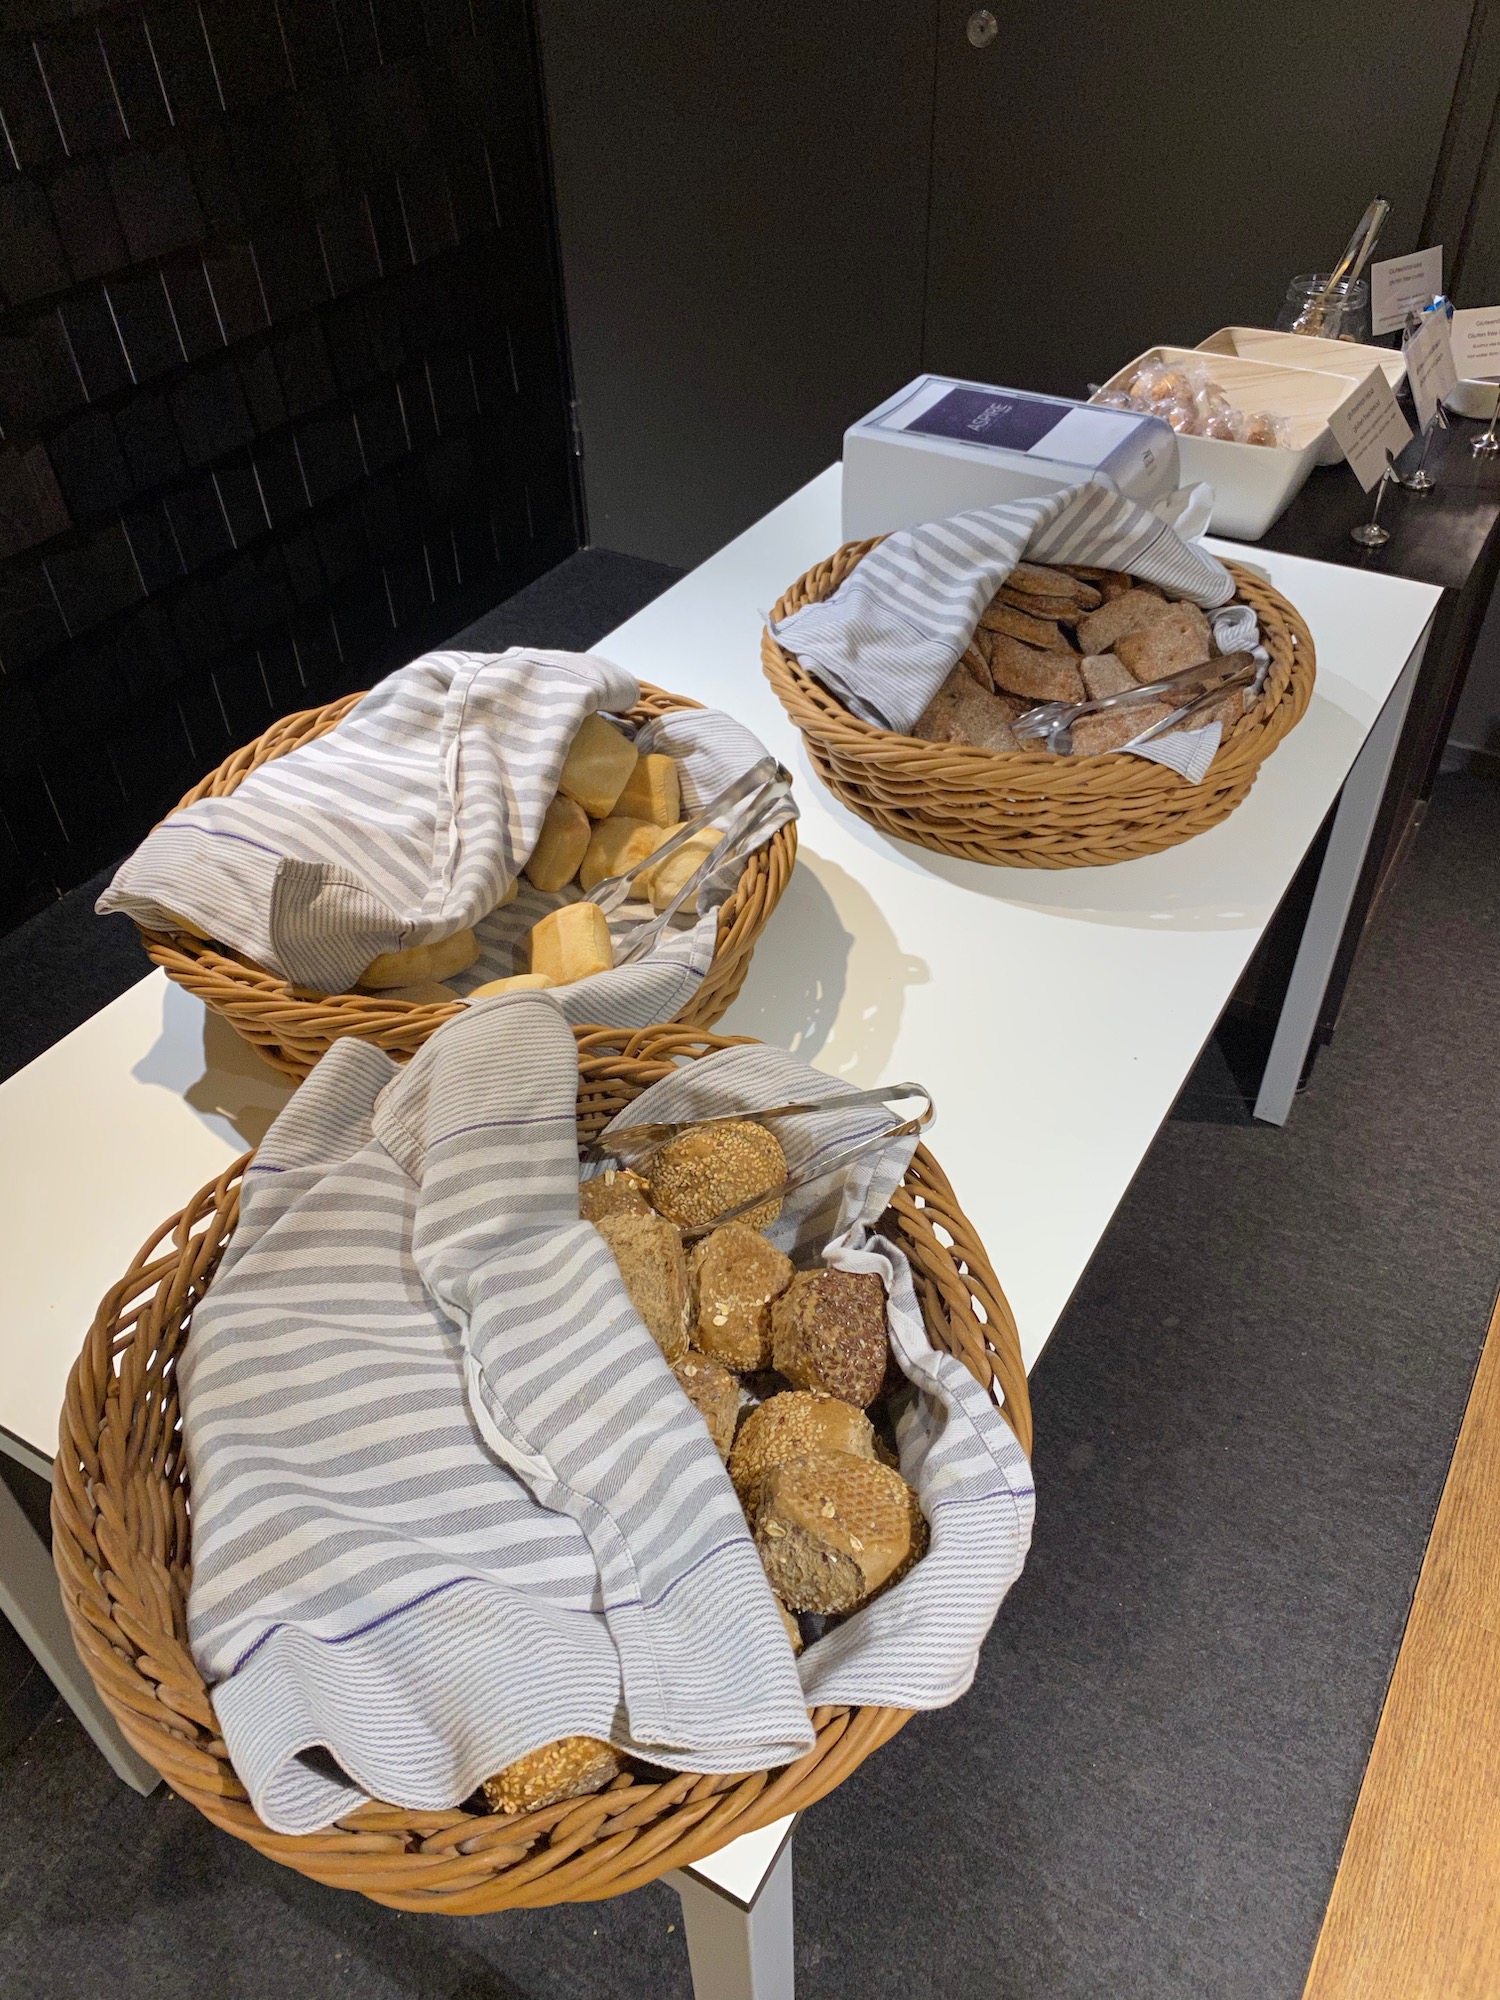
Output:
[
  {"xmin": 557, "ymin": 713, "xmax": 639, "ymax": 819},
  {"xmin": 579, "ymin": 816, "xmax": 666, "ymax": 892},
  {"xmin": 527, "ymin": 901, "xmax": 613, "ymax": 985},
  {"xmin": 470, "ymin": 972, "xmax": 557, "ymax": 998},
  {"xmin": 1079, "ymin": 651, "xmax": 1135, "ymax": 700},
  {"xmin": 613, "ymin": 753, "xmax": 681, "ymax": 828},
  {"xmin": 985, "ymin": 634, "xmax": 1086, "ymax": 704},
  {"xmin": 754, "ymin": 1452, "xmax": 922, "ymax": 1614},
  {"xmin": 525, "ymin": 794, "xmax": 592, "ymax": 893},
  {"xmin": 1112, "ymin": 602, "xmax": 1213, "ymax": 685},
  {"xmin": 672, "ymin": 1351, "xmax": 739, "ymax": 1459},
  {"xmin": 776, "ymin": 1599, "xmax": 804, "ymax": 1655},
  {"xmin": 771, "ymin": 1268, "xmax": 889, "ymax": 1407},
  {"xmin": 596, "ymin": 1210, "xmax": 690, "ymax": 1362},
  {"xmin": 1075, "ymin": 587, "xmax": 1174, "ymax": 656},
  {"xmin": 729, "ymin": 1389, "xmax": 875, "ymax": 1514},
  {"xmin": 646, "ymin": 1120, "xmax": 785, "ymax": 1231},
  {"xmin": 358, "ymin": 927, "xmax": 480, "ymax": 991},
  {"xmin": 579, "ymin": 1166, "xmax": 653, "ymax": 1224},
  {"xmin": 689, "ymin": 1223, "xmax": 795, "ymax": 1370},
  {"xmin": 482, "ymin": 1736, "xmax": 620, "ymax": 1815}
]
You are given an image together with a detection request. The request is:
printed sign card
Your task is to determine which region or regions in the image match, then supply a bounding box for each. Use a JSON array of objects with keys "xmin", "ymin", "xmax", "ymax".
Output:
[
  {"xmin": 1450, "ymin": 307, "xmax": 1500, "ymax": 381},
  {"xmin": 1405, "ymin": 311, "xmax": 1458, "ymax": 430},
  {"xmin": 1370, "ymin": 246, "xmax": 1444, "ymax": 336},
  {"xmin": 1328, "ymin": 368, "xmax": 1413, "ymax": 490}
]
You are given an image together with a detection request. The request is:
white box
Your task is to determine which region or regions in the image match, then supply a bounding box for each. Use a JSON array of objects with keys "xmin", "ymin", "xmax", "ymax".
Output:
[
  {"xmin": 841, "ymin": 375, "xmax": 1179, "ymax": 541},
  {"xmin": 1195, "ymin": 326, "xmax": 1404, "ymax": 463},
  {"xmin": 1092, "ymin": 346, "xmax": 1361, "ymax": 541}
]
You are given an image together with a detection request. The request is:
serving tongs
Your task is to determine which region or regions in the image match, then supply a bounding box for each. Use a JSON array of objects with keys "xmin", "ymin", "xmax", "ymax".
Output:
[
  {"xmin": 580, "ymin": 754, "xmax": 786, "ymax": 920},
  {"xmin": 1290, "ymin": 197, "xmax": 1390, "ymax": 338},
  {"xmin": 612, "ymin": 767, "xmax": 793, "ymax": 966},
  {"xmin": 1013, "ymin": 650, "xmax": 1258, "ymax": 754},
  {"xmin": 587, "ymin": 1082, "xmax": 934, "ymax": 1243}
]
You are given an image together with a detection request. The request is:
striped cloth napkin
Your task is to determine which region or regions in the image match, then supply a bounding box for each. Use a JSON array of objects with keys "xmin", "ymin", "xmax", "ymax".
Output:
[
  {"xmin": 97, "ymin": 649, "xmax": 792, "ymax": 1024},
  {"xmin": 769, "ymin": 479, "xmax": 1239, "ymax": 781},
  {"xmin": 180, "ymin": 995, "xmax": 1033, "ymax": 1834}
]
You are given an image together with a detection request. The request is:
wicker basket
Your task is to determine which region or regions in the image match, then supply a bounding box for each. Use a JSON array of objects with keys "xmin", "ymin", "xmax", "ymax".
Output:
[
  {"xmin": 136, "ymin": 685, "xmax": 798, "ymax": 1081},
  {"xmin": 763, "ymin": 544, "xmax": 1315, "ymax": 868},
  {"xmin": 53, "ymin": 1023, "xmax": 1029, "ymax": 1914}
]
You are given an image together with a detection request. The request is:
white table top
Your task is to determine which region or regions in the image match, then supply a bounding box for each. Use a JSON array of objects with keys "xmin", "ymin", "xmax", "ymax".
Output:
[{"xmin": 0, "ymin": 464, "xmax": 1440, "ymax": 1468}]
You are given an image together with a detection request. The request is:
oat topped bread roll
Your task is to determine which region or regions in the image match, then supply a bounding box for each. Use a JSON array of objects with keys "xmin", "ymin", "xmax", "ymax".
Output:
[
  {"xmin": 776, "ymin": 1599, "xmax": 804, "ymax": 1655},
  {"xmin": 556, "ymin": 712, "xmax": 639, "ymax": 819},
  {"xmin": 357, "ymin": 927, "xmax": 480, "ymax": 991},
  {"xmin": 729, "ymin": 1389, "xmax": 875, "ymax": 1514},
  {"xmin": 524, "ymin": 793, "xmax": 592, "ymax": 893},
  {"xmin": 754, "ymin": 1452, "xmax": 923, "ymax": 1615},
  {"xmin": 613, "ymin": 752, "xmax": 681, "ymax": 828},
  {"xmin": 771, "ymin": 1268, "xmax": 889, "ymax": 1408},
  {"xmin": 646, "ymin": 1119, "xmax": 786, "ymax": 1231},
  {"xmin": 689, "ymin": 1223, "xmax": 794, "ymax": 1370},
  {"xmin": 482, "ymin": 1736, "xmax": 621, "ymax": 1815},
  {"xmin": 671, "ymin": 1352, "xmax": 739, "ymax": 1460},
  {"xmin": 596, "ymin": 1210, "xmax": 690, "ymax": 1362},
  {"xmin": 579, "ymin": 1166, "xmax": 653, "ymax": 1224}
]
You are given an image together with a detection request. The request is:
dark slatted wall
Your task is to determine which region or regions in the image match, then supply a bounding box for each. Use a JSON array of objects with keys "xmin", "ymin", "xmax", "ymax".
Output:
[{"xmin": 0, "ymin": 0, "xmax": 578, "ymax": 930}]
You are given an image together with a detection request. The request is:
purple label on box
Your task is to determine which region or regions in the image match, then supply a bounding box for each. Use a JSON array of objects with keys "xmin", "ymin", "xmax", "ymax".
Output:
[{"xmin": 904, "ymin": 387, "xmax": 1065, "ymax": 451}]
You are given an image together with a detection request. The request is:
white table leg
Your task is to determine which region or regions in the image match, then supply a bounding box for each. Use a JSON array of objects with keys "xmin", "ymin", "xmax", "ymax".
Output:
[
  {"xmin": 0, "ymin": 1466, "xmax": 159, "ymax": 1794},
  {"xmin": 670, "ymin": 1833, "xmax": 795, "ymax": 2000},
  {"xmin": 1254, "ymin": 615, "xmax": 1435, "ymax": 1126}
]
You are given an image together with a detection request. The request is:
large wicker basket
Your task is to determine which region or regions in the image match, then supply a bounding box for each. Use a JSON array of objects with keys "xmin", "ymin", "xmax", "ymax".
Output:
[
  {"xmin": 137, "ymin": 685, "xmax": 798, "ymax": 1081},
  {"xmin": 763, "ymin": 545, "xmax": 1315, "ymax": 868},
  {"xmin": 53, "ymin": 1023, "xmax": 1030, "ymax": 1914}
]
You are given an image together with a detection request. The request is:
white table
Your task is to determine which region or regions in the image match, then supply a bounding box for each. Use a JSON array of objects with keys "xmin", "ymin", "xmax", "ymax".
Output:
[{"xmin": 0, "ymin": 464, "xmax": 1441, "ymax": 1997}]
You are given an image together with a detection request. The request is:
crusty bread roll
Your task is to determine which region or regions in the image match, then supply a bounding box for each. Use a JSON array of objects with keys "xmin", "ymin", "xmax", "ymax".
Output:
[
  {"xmin": 557, "ymin": 713, "xmax": 638, "ymax": 819},
  {"xmin": 671, "ymin": 1351, "xmax": 739, "ymax": 1460},
  {"xmin": 689, "ymin": 1223, "xmax": 794, "ymax": 1370},
  {"xmin": 770, "ymin": 1268, "xmax": 888, "ymax": 1407},
  {"xmin": 645, "ymin": 1119, "xmax": 785, "ymax": 1232},
  {"xmin": 527, "ymin": 901, "xmax": 613, "ymax": 985},
  {"xmin": 596, "ymin": 1210, "xmax": 690, "ymax": 1362},
  {"xmin": 481, "ymin": 1736, "xmax": 620, "ymax": 1815},
  {"xmin": 358, "ymin": 926, "xmax": 480, "ymax": 991},
  {"xmin": 579, "ymin": 1166, "xmax": 653, "ymax": 1224},
  {"xmin": 729, "ymin": 1389, "xmax": 875, "ymax": 1514},
  {"xmin": 579, "ymin": 816, "xmax": 666, "ymax": 892},
  {"xmin": 642, "ymin": 825, "xmax": 724, "ymax": 914},
  {"xmin": 525, "ymin": 794, "xmax": 591, "ymax": 893},
  {"xmin": 754, "ymin": 1451, "xmax": 922, "ymax": 1614},
  {"xmin": 613, "ymin": 753, "xmax": 681, "ymax": 828},
  {"xmin": 469, "ymin": 971, "xmax": 557, "ymax": 998}
]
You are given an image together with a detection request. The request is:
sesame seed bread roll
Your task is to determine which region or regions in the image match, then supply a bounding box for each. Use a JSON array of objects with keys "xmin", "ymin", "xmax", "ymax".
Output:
[
  {"xmin": 754, "ymin": 1451, "xmax": 922, "ymax": 1615},
  {"xmin": 578, "ymin": 1167, "xmax": 653, "ymax": 1225},
  {"xmin": 358, "ymin": 926, "xmax": 480, "ymax": 991},
  {"xmin": 524, "ymin": 794, "xmax": 591, "ymax": 892},
  {"xmin": 689, "ymin": 1223, "xmax": 794, "ymax": 1370},
  {"xmin": 526, "ymin": 901, "xmax": 613, "ymax": 986},
  {"xmin": 556, "ymin": 713, "xmax": 638, "ymax": 819},
  {"xmin": 613, "ymin": 752, "xmax": 681, "ymax": 828},
  {"xmin": 671, "ymin": 1351, "xmax": 739, "ymax": 1460},
  {"xmin": 728, "ymin": 1389, "xmax": 875, "ymax": 1515},
  {"xmin": 645, "ymin": 1120, "xmax": 785, "ymax": 1232},
  {"xmin": 596, "ymin": 1210, "xmax": 690, "ymax": 1363},
  {"xmin": 578, "ymin": 816, "xmax": 666, "ymax": 893},
  {"xmin": 770, "ymin": 1268, "xmax": 889, "ymax": 1408},
  {"xmin": 481, "ymin": 1737, "xmax": 620, "ymax": 1815}
]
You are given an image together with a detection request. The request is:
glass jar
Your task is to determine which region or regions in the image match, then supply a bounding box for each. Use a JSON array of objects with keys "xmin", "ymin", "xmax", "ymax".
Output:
[{"xmin": 1274, "ymin": 273, "xmax": 1373, "ymax": 345}]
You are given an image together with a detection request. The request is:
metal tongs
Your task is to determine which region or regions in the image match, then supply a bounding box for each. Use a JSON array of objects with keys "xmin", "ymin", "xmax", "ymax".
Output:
[
  {"xmin": 1290, "ymin": 197, "xmax": 1390, "ymax": 338},
  {"xmin": 1013, "ymin": 651, "xmax": 1258, "ymax": 754},
  {"xmin": 588, "ymin": 1082, "xmax": 934, "ymax": 1243}
]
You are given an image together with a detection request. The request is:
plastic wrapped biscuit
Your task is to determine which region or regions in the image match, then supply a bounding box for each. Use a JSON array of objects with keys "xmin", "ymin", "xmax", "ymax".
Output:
[
  {"xmin": 525, "ymin": 794, "xmax": 591, "ymax": 893},
  {"xmin": 613, "ymin": 753, "xmax": 681, "ymax": 828},
  {"xmin": 556, "ymin": 713, "xmax": 638, "ymax": 819},
  {"xmin": 526, "ymin": 901, "xmax": 613, "ymax": 985},
  {"xmin": 357, "ymin": 926, "xmax": 480, "ymax": 991},
  {"xmin": 578, "ymin": 816, "xmax": 666, "ymax": 892}
]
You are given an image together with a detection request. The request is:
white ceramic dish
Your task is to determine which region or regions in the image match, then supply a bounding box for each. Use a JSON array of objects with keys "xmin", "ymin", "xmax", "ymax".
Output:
[
  {"xmin": 1196, "ymin": 327, "xmax": 1405, "ymax": 465},
  {"xmin": 1444, "ymin": 377, "xmax": 1498, "ymax": 419},
  {"xmin": 1091, "ymin": 346, "xmax": 1360, "ymax": 542}
]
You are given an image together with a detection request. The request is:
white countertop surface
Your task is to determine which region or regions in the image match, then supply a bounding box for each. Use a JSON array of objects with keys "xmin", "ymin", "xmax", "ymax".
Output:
[{"xmin": 0, "ymin": 464, "xmax": 1441, "ymax": 1465}]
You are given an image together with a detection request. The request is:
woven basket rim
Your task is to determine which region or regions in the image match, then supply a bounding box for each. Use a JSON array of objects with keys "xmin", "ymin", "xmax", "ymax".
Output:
[
  {"xmin": 762, "ymin": 542, "xmax": 1316, "ymax": 867},
  {"xmin": 132, "ymin": 682, "xmax": 797, "ymax": 1079},
  {"xmin": 53, "ymin": 1023, "xmax": 1031, "ymax": 1914}
]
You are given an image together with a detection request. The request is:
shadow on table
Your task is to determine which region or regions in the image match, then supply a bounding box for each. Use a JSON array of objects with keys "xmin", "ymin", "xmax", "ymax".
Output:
[
  {"xmin": 721, "ymin": 854, "xmax": 929, "ymax": 1084},
  {"xmin": 134, "ymin": 984, "xmax": 292, "ymax": 1150}
]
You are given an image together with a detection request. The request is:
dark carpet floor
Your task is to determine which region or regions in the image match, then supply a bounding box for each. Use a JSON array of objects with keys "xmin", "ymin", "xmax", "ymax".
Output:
[{"xmin": 2, "ymin": 548, "xmax": 1497, "ymax": 1999}]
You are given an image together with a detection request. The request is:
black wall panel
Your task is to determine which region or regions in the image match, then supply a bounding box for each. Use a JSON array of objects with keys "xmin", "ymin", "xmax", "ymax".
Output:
[{"xmin": 0, "ymin": 0, "xmax": 578, "ymax": 931}]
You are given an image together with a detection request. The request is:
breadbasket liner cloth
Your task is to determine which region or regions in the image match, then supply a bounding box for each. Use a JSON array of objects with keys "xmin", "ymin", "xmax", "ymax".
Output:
[
  {"xmin": 590, "ymin": 1046, "xmax": 1036, "ymax": 1713},
  {"xmin": 179, "ymin": 995, "xmax": 814, "ymax": 1837},
  {"xmin": 768, "ymin": 479, "xmax": 1237, "ymax": 779},
  {"xmin": 97, "ymin": 648, "xmax": 793, "ymax": 1022}
]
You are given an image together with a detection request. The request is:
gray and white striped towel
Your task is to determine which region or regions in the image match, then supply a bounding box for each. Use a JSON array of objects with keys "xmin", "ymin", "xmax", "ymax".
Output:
[
  {"xmin": 180, "ymin": 998, "xmax": 1032, "ymax": 1833},
  {"xmin": 770, "ymin": 478, "xmax": 1238, "ymax": 782},
  {"xmin": 97, "ymin": 649, "xmax": 793, "ymax": 1023}
]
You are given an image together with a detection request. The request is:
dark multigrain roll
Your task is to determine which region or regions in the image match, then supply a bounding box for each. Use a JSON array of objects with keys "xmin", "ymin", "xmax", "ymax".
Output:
[{"xmin": 770, "ymin": 1268, "xmax": 889, "ymax": 1407}]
